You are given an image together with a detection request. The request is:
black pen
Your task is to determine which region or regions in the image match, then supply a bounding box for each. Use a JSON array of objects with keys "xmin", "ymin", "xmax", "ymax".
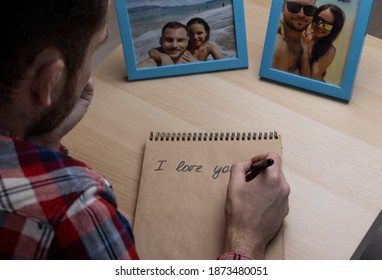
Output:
[{"xmin": 245, "ymin": 158, "xmax": 274, "ymax": 182}]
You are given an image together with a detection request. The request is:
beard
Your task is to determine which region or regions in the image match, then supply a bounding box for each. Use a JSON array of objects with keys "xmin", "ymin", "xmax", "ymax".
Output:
[
  {"xmin": 25, "ymin": 73, "xmax": 78, "ymax": 138},
  {"xmin": 284, "ymin": 16, "xmax": 311, "ymax": 32}
]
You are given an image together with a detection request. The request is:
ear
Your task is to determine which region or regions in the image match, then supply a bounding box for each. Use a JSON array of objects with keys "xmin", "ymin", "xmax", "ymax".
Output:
[{"xmin": 30, "ymin": 49, "xmax": 65, "ymax": 107}]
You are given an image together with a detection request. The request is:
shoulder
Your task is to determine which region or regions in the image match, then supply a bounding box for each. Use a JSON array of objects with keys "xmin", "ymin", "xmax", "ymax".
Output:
[
  {"xmin": 206, "ymin": 42, "xmax": 223, "ymax": 59},
  {"xmin": 1, "ymin": 135, "xmax": 115, "ymax": 218},
  {"xmin": 327, "ymin": 45, "xmax": 336, "ymax": 57},
  {"xmin": 206, "ymin": 42, "xmax": 218, "ymax": 50},
  {"xmin": 0, "ymin": 135, "xmax": 138, "ymax": 259},
  {"xmin": 274, "ymin": 34, "xmax": 287, "ymax": 52},
  {"xmin": 272, "ymin": 33, "xmax": 288, "ymax": 62}
]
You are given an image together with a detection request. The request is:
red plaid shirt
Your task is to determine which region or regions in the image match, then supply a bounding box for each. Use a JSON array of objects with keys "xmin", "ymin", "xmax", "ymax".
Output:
[
  {"xmin": 0, "ymin": 132, "xmax": 139, "ymax": 259},
  {"xmin": 0, "ymin": 132, "xmax": 250, "ymax": 260}
]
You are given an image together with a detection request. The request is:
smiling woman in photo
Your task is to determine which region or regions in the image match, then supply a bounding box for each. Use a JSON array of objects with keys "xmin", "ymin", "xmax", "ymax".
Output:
[
  {"xmin": 300, "ymin": 4, "xmax": 345, "ymax": 81},
  {"xmin": 186, "ymin": 17, "xmax": 223, "ymax": 61}
]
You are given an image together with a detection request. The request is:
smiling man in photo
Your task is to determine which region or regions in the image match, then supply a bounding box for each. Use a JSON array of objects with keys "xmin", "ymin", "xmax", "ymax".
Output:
[{"xmin": 272, "ymin": 0, "xmax": 317, "ymax": 74}]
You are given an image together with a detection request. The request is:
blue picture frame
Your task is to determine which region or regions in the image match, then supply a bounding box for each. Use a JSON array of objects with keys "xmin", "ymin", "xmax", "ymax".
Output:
[
  {"xmin": 115, "ymin": 0, "xmax": 248, "ymax": 81},
  {"xmin": 259, "ymin": 0, "xmax": 373, "ymax": 102}
]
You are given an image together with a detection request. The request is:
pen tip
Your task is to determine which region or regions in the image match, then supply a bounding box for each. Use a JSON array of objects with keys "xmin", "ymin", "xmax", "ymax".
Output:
[{"xmin": 267, "ymin": 158, "xmax": 274, "ymax": 166}]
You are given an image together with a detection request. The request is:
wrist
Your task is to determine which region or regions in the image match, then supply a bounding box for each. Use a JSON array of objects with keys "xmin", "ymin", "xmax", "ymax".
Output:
[
  {"xmin": 217, "ymin": 252, "xmax": 253, "ymax": 260},
  {"xmin": 223, "ymin": 231, "xmax": 266, "ymax": 260}
]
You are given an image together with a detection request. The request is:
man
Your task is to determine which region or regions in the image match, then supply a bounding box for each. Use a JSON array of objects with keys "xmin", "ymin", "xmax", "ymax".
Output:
[
  {"xmin": 137, "ymin": 21, "xmax": 195, "ymax": 68},
  {"xmin": 0, "ymin": 0, "xmax": 137, "ymax": 260},
  {"xmin": 0, "ymin": 1, "xmax": 289, "ymax": 260},
  {"xmin": 272, "ymin": 0, "xmax": 316, "ymax": 73}
]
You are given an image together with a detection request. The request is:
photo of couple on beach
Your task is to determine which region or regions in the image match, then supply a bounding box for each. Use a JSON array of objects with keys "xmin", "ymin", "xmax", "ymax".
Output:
[
  {"xmin": 125, "ymin": 0, "xmax": 236, "ymax": 68},
  {"xmin": 272, "ymin": 0, "xmax": 360, "ymax": 86}
]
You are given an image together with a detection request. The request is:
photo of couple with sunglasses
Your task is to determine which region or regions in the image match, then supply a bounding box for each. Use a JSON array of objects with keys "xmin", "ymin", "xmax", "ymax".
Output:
[{"xmin": 272, "ymin": 0, "xmax": 355, "ymax": 85}]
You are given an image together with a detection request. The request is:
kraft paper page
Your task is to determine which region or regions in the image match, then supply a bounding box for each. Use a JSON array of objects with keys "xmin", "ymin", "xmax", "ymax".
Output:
[{"xmin": 134, "ymin": 132, "xmax": 284, "ymax": 260}]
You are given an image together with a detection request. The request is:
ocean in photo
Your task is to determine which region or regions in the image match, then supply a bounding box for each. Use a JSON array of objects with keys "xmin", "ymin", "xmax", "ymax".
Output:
[{"xmin": 125, "ymin": 0, "xmax": 236, "ymax": 64}]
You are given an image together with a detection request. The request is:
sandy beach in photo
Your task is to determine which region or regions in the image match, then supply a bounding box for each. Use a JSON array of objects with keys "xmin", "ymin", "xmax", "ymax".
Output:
[{"xmin": 126, "ymin": 0, "xmax": 236, "ymax": 64}]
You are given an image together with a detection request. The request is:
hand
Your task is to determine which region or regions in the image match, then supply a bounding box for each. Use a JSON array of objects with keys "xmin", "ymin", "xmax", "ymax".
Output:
[
  {"xmin": 148, "ymin": 48, "xmax": 174, "ymax": 66},
  {"xmin": 27, "ymin": 78, "xmax": 94, "ymax": 151},
  {"xmin": 223, "ymin": 153, "xmax": 290, "ymax": 259},
  {"xmin": 301, "ymin": 30, "xmax": 313, "ymax": 57},
  {"xmin": 179, "ymin": 51, "xmax": 198, "ymax": 63},
  {"xmin": 278, "ymin": 21, "xmax": 285, "ymax": 40}
]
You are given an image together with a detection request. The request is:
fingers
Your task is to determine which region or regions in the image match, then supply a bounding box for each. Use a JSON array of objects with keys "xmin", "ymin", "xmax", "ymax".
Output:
[
  {"xmin": 229, "ymin": 153, "xmax": 283, "ymax": 190},
  {"xmin": 230, "ymin": 153, "xmax": 282, "ymax": 184},
  {"xmin": 229, "ymin": 159, "xmax": 252, "ymax": 186},
  {"xmin": 181, "ymin": 51, "xmax": 197, "ymax": 62},
  {"xmin": 250, "ymin": 152, "xmax": 281, "ymax": 166},
  {"xmin": 250, "ymin": 153, "xmax": 282, "ymax": 179},
  {"xmin": 252, "ymin": 153, "xmax": 290, "ymax": 194}
]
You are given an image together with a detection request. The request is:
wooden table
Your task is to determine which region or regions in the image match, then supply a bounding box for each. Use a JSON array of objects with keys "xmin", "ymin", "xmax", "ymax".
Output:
[{"xmin": 64, "ymin": 0, "xmax": 382, "ymax": 259}]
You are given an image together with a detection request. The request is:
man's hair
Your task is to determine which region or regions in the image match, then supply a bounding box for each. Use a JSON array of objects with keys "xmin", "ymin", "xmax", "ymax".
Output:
[
  {"xmin": 0, "ymin": 0, "xmax": 109, "ymax": 104},
  {"xmin": 161, "ymin": 21, "xmax": 188, "ymax": 37}
]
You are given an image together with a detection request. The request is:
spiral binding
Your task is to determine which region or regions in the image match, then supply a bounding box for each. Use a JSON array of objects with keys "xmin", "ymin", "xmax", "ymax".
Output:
[{"xmin": 150, "ymin": 131, "xmax": 279, "ymax": 141}]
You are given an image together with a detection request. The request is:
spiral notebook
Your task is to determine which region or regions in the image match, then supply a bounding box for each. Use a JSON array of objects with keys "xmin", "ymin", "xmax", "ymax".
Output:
[{"xmin": 134, "ymin": 131, "xmax": 284, "ymax": 260}]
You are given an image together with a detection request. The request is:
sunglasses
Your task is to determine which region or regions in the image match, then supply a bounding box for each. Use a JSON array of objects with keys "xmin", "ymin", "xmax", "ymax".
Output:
[
  {"xmin": 285, "ymin": 1, "xmax": 316, "ymax": 17},
  {"xmin": 313, "ymin": 16, "xmax": 334, "ymax": 31}
]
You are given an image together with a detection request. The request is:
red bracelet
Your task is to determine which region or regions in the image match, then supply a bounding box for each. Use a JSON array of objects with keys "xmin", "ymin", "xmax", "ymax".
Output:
[{"xmin": 217, "ymin": 252, "xmax": 253, "ymax": 260}]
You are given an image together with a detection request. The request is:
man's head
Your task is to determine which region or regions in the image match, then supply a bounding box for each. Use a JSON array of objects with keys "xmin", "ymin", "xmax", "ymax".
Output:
[
  {"xmin": 0, "ymin": 0, "xmax": 109, "ymax": 137},
  {"xmin": 282, "ymin": 0, "xmax": 316, "ymax": 32},
  {"xmin": 159, "ymin": 22, "xmax": 189, "ymax": 62}
]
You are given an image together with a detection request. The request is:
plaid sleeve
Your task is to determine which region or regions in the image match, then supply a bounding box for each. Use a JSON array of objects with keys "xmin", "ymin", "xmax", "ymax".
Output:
[{"xmin": 47, "ymin": 184, "xmax": 139, "ymax": 260}]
